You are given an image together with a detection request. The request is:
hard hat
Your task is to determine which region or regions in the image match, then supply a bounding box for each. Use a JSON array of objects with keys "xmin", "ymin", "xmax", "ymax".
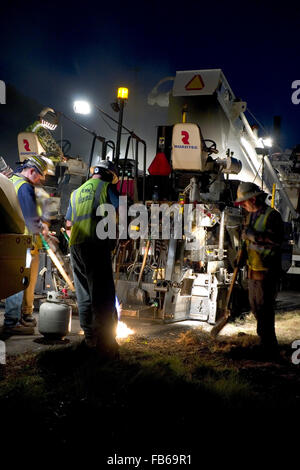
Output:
[
  {"xmin": 24, "ymin": 155, "xmax": 48, "ymax": 178},
  {"xmin": 41, "ymin": 155, "xmax": 56, "ymax": 176},
  {"xmin": 93, "ymin": 160, "xmax": 119, "ymax": 184},
  {"xmin": 235, "ymin": 182, "xmax": 264, "ymax": 204}
]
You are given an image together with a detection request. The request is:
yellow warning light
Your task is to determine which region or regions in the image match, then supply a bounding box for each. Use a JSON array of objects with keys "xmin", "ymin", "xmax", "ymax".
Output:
[{"xmin": 117, "ymin": 87, "xmax": 129, "ymax": 99}]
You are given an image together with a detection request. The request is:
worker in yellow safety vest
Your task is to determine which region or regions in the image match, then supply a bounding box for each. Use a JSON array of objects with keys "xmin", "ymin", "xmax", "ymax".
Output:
[
  {"xmin": 235, "ymin": 182, "xmax": 284, "ymax": 357},
  {"xmin": 3, "ymin": 155, "xmax": 50, "ymax": 335},
  {"xmin": 65, "ymin": 160, "xmax": 120, "ymax": 358}
]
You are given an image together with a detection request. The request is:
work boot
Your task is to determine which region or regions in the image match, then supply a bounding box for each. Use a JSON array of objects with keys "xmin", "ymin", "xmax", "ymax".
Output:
[
  {"xmin": 20, "ymin": 314, "xmax": 37, "ymax": 327},
  {"xmin": 95, "ymin": 336, "xmax": 120, "ymax": 360},
  {"xmin": 3, "ymin": 323, "xmax": 35, "ymax": 336}
]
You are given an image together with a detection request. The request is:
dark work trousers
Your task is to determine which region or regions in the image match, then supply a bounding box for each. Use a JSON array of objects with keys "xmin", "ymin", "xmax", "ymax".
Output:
[
  {"xmin": 70, "ymin": 240, "xmax": 117, "ymax": 345},
  {"xmin": 248, "ymin": 276, "xmax": 279, "ymax": 349}
]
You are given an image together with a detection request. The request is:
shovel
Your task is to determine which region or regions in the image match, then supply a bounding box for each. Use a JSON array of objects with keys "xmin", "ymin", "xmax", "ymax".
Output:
[
  {"xmin": 127, "ymin": 240, "xmax": 151, "ymax": 305},
  {"xmin": 210, "ymin": 247, "xmax": 243, "ymax": 337},
  {"xmin": 40, "ymin": 234, "xmax": 75, "ymax": 292}
]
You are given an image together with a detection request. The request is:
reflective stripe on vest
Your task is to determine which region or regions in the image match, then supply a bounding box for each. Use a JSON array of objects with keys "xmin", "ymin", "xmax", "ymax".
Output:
[
  {"xmin": 12, "ymin": 177, "xmax": 42, "ymax": 217},
  {"xmin": 11, "ymin": 174, "xmax": 27, "ymax": 192},
  {"xmin": 246, "ymin": 206, "xmax": 275, "ymax": 271},
  {"xmin": 69, "ymin": 179, "xmax": 109, "ymax": 246}
]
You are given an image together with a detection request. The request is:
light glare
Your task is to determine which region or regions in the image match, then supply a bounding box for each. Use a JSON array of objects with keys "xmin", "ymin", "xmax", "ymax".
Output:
[
  {"xmin": 262, "ymin": 137, "xmax": 273, "ymax": 148},
  {"xmin": 116, "ymin": 321, "xmax": 134, "ymax": 339},
  {"xmin": 73, "ymin": 101, "xmax": 91, "ymax": 115}
]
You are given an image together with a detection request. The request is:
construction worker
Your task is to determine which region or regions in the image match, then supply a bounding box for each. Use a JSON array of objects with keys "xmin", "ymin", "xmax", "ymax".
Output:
[
  {"xmin": 65, "ymin": 160, "xmax": 120, "ymax": 357},
  {"xmin": 3, "ymin": 155, "xmax": 50, "ymax": 334},
  {"xmin": 235, "ymin": 182, "xmax": 284, "ymax": 356},
  {"xmin": 26, "ymin": 107, "xmax": 63, "ymax": 163}
]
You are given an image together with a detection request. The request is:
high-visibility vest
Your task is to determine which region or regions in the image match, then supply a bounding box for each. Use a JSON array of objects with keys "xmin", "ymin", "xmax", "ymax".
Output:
[
  {"xmin": 69, "ymin": 179, "xmax": 109, "ymax": 246},
  {"xmin": 10, "ymin": 174, "xmax": 42, "ymax": 248},
  {"xmin": 246, "ymin": 206, "xmax": 278, "ymax": 271},
  {"xmin": 10, "ymin": 174, "xmax": 32, "ymax": 236}
]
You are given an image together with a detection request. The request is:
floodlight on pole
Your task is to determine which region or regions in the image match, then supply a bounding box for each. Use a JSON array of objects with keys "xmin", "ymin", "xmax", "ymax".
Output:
[
  {"xmin": 72, "ymin": 93, "xmax": 148, "ymax": 202},
  {"xmin": 73, "ymin": 101, "xmax": 91, "ymax": 115},
  {"xmin": 61, "ymin": 107, "xmax": 105, "ymax": 180}
]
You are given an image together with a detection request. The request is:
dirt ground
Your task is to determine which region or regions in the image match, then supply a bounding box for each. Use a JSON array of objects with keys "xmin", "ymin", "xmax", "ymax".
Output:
[
  {"xmin": 117, "ymin": 309, "xmax": 300, "ymax": 403},
  {"xmin": 1, "ymin": 307, "xmax": 300, "ymax": 406},
  {"xmin": 0, "ymin": 308, "xmax": 299, "ymax": 466}
]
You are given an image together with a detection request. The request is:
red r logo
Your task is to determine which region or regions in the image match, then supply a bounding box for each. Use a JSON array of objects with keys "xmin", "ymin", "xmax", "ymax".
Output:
[
  {"xmin": 181, "ymin": 131, "xmax": 190, "ymax": 145},
  {"xmin": 23, "ymin": 139, "xmax": 31, "ymax": 151}
]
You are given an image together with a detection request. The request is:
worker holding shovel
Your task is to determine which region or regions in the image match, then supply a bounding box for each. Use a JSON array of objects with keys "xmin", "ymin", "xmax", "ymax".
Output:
[{"xmin": 215, "ymin": 182, "xmax": 284, "ymax": 357}]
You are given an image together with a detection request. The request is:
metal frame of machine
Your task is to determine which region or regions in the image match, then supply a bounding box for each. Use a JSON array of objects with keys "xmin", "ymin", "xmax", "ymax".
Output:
[
  {"xmin": 114, "ymin": 69, "xmax": 300, "ymax": 323},
  {"xmin": 5, "ymin": 69, "xmax": 298, "ymax": 325}
]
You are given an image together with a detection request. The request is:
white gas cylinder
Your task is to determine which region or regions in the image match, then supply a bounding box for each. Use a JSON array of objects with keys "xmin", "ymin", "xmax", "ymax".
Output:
[{"xmin": 39, "ymin": 291, "xmax": 72, "ymax": 339}]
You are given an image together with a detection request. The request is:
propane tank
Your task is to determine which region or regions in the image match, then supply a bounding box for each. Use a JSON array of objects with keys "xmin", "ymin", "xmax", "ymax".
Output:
[{"xmin": 38, "ymin": 291, "xmax": 72, "ymax": 339}]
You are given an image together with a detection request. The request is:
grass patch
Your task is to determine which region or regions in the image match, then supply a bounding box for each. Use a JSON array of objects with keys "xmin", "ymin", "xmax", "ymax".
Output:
[{"xmin": 0, "ymin": 334, "xmax": 299, "ymax": 460}]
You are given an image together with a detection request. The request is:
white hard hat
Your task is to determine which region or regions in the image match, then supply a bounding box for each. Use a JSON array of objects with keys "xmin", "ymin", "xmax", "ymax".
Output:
[
  {"xmin": 235, "ymin": 182, "xmax": 264, "ymax": 204},
  {"xmin": 41, "ymin": 156, "xmax": 56, "ymax": 176}
]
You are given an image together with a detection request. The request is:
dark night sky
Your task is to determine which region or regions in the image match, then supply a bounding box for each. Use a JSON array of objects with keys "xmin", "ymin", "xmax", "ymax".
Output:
[{"xmin": 0, "ymin": 0, "xmax": 299, "ymax": 167}]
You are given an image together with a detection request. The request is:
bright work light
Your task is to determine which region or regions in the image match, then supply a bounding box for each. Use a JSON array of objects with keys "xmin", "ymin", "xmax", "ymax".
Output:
[
  {"xmin": 262, "ymin": 137, "xmax": 273, "ymax": 148},
  {"xmin": 117, "ymin": 88, "xmax": 129, "ymax": 99},
  {"xmin": 73, "ymin": 101, "xmax": 91, "ymax": 115}
]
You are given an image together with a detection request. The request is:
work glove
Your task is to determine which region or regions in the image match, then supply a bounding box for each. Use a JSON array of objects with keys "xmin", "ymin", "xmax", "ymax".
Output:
[
  {"xmin": 47, "ymin": 233, "xmax": 60, "ymax": 245},
  {"xmin": 241, "ymin": 227, "xmax": 257, "ymax": 243},
  {"xmin": 41, "ymin": 221, "xmax": 49, "ymax": 238}
]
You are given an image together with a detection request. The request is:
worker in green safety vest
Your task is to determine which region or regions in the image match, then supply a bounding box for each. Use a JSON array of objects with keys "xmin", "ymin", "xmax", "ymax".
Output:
[
  {"xmin": 3, "ymin": 155, "xmax": 50, "ymax": 335},
  {"xmin": 65, "ymin": 160, "xmax": 120, "ymax": 358},
  {"xmin": 235, "ymin": 182, "xmax": 284, "ymax": 357}
]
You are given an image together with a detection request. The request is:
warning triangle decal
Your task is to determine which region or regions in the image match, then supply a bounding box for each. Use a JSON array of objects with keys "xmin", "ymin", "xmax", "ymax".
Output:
[{"xmin": 185, "ymin": 74, "xmax": 205, "ymax": 91}]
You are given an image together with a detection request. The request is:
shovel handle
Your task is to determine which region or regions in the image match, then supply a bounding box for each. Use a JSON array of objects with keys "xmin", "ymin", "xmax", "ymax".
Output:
[
  {"xmin": 137, "ymin": 240, "xmax": 151, "ymax": 288},
  {"xmin": 210, "ymin": 248, "xmax": 244, "ymax": 337}
]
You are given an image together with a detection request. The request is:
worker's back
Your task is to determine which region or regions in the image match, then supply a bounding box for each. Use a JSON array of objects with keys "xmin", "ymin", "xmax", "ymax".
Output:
[{"xmin": 68, "ymin": 178, "xmax": 109, "ymax": 246}]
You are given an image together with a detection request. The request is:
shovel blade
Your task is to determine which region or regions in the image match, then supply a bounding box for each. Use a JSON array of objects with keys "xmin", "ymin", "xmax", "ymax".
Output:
[
  {"xmin": 127, "ymin": 287, "xmax": 146, "ymax": 306},
  {"xmin": 210, "ymin": 310, "xmax": 231, "ymax": 337}
]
